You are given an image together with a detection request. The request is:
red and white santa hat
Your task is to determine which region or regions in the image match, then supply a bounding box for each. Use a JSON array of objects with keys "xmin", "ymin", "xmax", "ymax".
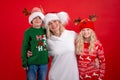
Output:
[
  {"xmin": 29, "ymin": 7, "xmax": 45, "ymax": 24},
  {"xmin": 79, "ymin": 18, "xmax": 95, "ymax": 31},
  {"xmin": 44, "ymin": 11, "xmax": 69, "ymax": 28}
]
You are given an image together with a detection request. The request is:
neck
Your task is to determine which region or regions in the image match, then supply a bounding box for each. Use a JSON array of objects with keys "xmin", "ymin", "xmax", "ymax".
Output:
[
  {"xmin": 33, "ymin": 25, "xmax": 41, "ymax": 29},
  {"xmin": 53, "ymin": 30, "xmax": 61, "ymax": 37},
  {"xmin": 84, "ymin": 38, "xmax": 90, "ymax": 43}
]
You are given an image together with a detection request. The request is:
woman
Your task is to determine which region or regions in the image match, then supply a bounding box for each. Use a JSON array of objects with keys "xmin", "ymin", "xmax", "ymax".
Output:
[
  {"xmin": 75, "ymin": 18, "xmax": 105, "ymax": 80},
  {"xmin": 44, "ymin": 12, "xmax": 79, "ymax": 80}
]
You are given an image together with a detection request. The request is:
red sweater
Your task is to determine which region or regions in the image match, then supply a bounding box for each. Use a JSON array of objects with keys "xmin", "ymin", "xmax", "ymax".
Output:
[{"xmin": 76, "ymin": 41, "xmax": 105, "ymax": 80}]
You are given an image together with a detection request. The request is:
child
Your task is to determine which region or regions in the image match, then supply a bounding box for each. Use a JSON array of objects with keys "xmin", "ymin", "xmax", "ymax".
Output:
[
  {"xmin": 75, "ymin": 18, "xmax": 105, "ymax": 80},
  {"xmin": 22, "ymin": 7, "xmax": 48, "ymax": 80}
]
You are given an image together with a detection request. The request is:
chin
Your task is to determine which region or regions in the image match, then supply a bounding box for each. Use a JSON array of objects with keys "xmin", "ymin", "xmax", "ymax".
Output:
[
  {"xmin": 84, "ymin": 36, "xmax": 90, "ymax": 39},
  {"xmin": 36, "ymin": 24, "xmax": 41, "ymax": 26}
]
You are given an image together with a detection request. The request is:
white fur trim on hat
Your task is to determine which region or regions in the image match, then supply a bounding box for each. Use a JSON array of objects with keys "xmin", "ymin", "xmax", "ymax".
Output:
[
  {"xmin": 57, "ymin": 11, "xmax": 69, "ymax": 25},
  {"xmin": 44, "ymin": 11, "xmax": 69, "ymax": 28},
  {"xmin": 44, "ymin": 13, "xmax": 60, "ymax": 27},
  {"xmin": 29, "ymin": 12, "xmax": 44, "ymax": 24}
]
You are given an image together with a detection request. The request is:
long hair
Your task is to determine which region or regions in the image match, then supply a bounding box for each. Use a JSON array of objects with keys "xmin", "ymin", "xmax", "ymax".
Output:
[
  {"xmin": 76, "ymin": 29, "xmax": 97, "ymax": 55},
  {"xmin": 46, "ymin": 21, "xmax": 65, "ymax": 38}
]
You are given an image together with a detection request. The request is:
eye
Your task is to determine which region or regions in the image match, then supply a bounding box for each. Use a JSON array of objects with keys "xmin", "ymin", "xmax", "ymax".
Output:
[
  {"xmin": 53, "ymin": 20, "xmax": 57, "ymax": 23},
  {"xmin": 38, "ymin": 17, "xmax": 42, "ymax": 20},
  {"xmin": 82, "ymin": 29, "xmax": 85, "ymax": 31},
  {"xmin": 82, "ymin": 28, "xmax": 86, "ymax": 31},
  {"xmin": 48, "ymin": 22, "xmax": 52, "ymax": 25},
  {"xmin": 87, "ymin": 28, "xmax": 90, "ymax": 31}
]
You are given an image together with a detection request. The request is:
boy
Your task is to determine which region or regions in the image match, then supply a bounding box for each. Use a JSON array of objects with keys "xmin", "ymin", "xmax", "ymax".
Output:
[{"xmin": 22, "ymin": 7, "xmax": 48, "ymax": 80}]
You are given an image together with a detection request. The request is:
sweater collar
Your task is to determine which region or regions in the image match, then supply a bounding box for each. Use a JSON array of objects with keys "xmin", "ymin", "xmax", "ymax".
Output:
[{"xmin": 50, "ymin": 30, "xmax": 67, "ymax": 41}]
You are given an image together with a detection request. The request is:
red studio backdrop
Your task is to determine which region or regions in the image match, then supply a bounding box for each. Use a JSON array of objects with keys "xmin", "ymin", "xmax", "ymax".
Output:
[{"xmin": 0, "ymin": 0, "xmax": 120, "ymax": 80}]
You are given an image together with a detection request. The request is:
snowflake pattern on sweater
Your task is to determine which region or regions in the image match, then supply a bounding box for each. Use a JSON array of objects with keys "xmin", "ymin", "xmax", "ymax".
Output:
[{"xmin": 76, "ymin": 41, "xmax": 105, "ymax": 80}]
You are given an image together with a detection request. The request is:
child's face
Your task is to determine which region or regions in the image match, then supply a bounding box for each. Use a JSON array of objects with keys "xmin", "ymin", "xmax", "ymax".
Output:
[
  {"xmin": 32, "ymin": 16, "xmax": 42, "ymax": 27},
  {"xmin": 82, "ymin": 28, "xmax": 92, "ymax": 39}
]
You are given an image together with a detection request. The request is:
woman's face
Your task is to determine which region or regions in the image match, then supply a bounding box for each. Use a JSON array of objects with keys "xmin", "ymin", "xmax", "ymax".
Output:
[
  {"xmin": 48, "ymin": 20, "xmax": 60, "ymax": 32},
  {"xmin": 82, "ymin": 28, "xmax": 92, "ymax": 39}
]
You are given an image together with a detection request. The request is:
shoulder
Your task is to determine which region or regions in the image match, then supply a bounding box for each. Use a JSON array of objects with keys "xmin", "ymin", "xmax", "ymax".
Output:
[
  {"xmin": 25, "ymin": 27, "xmax": 33, "ymax": 32},
  {"xmin": 24, "ymin": 27, "xmax": 32, "ymax": 34},
  {"xmin": 41, "ymin": 27, "xmax": 47, "ymax": 32},
  {"xmin": 95, "ymin": 40, "xmax": 103, "ymax": 50},
  {"xmin": 95, "ymin": 40, "xmax": 102, "ymax": 46},
  {"xmin": 65, "ymin": 30, "xmax": 77, "ymax": 37},
  {"xmin": 65, "ymin": 30, "xmax": 76, "ymax": 34}
]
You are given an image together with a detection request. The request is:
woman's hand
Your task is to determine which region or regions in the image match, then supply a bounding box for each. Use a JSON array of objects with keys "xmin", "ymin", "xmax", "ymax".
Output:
[
  {"xmin": 23, "ymin": 67, "xmax": 28, "ymax": 71},
  {"xmin": 27, "ymin": 51, "xmax": 32, "ymax": 57},
  {"xmin": 95, "ymin": 58, "xmax": 100, "ymax": 68}
]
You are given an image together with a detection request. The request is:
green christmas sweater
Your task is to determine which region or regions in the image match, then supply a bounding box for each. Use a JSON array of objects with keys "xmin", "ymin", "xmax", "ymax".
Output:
[{"xmin": 22, "ymin": 27, "xmax": 48, "ymax": 67}]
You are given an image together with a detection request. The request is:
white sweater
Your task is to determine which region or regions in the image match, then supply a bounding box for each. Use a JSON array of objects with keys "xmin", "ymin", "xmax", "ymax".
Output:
[{"xmin": 47, "ymin": 30, "xmax": 79, "ymax": 80}]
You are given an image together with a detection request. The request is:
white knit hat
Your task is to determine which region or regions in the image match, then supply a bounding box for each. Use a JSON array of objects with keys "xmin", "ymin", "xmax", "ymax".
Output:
[
  {"xmin": 44, "ymin": 11, "xmax": 69, "ymax": 28},
  {"xmin": 29, "ymin": 7, "xmax": 45, "ymax": 24}
]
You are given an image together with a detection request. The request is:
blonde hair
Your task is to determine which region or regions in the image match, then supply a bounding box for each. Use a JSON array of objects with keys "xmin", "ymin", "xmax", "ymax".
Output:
[
  {"xmin": 46, "ymin": 21, "xmax": 65, "ymax": 38},
  {"xmin": 76, "ymin": 29, "xmax": 97, "ymax": 55}
]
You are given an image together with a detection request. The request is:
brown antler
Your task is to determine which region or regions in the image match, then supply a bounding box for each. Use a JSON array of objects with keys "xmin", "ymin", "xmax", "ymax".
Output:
[
  {"xmin": 22, "ymin": 8, "xmax": 31, "ymax": 16},
  {"xmin": 39, "ymin": 5, "xmax": 45, "ymax": 14}
]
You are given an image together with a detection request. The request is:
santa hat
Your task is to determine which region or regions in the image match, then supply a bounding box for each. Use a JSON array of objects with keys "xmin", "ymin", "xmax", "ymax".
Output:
[
  {"xmin": 44, "ymin": 11, "xmax": 69, "ymax": 28},
  {"xmin": 79, "ymin": 18, "xmax": 95, "ymax": 31},
  {"xmin": 29, "ymin": 7, "xmax": 45, "ymax": 24}
]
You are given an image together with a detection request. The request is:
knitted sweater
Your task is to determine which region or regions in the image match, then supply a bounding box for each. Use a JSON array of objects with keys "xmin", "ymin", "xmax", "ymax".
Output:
[
  {"xmin": 22, "ymin": 27, "xmax": 48, "ymax": 67},
  {"xmin": 76, "ymin": 41, "xmax": 105, "ymax": 80}
]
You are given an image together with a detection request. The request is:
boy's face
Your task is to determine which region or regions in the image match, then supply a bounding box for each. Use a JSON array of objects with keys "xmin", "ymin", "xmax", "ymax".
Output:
[{"xmin": 32, "ymin": 16, "xmax": 42, "ymax": 27}]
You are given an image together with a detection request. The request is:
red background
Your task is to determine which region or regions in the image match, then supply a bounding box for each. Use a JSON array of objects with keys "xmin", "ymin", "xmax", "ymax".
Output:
[{"xmin": 0, "ymin": 0, "xmax": 120, "ymax": 80}]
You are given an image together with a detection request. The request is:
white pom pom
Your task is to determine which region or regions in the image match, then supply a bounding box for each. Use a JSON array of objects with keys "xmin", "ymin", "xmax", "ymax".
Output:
[{"xmin": 57, "ymin": 11, "xmax": 70, "ymax": 25}]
